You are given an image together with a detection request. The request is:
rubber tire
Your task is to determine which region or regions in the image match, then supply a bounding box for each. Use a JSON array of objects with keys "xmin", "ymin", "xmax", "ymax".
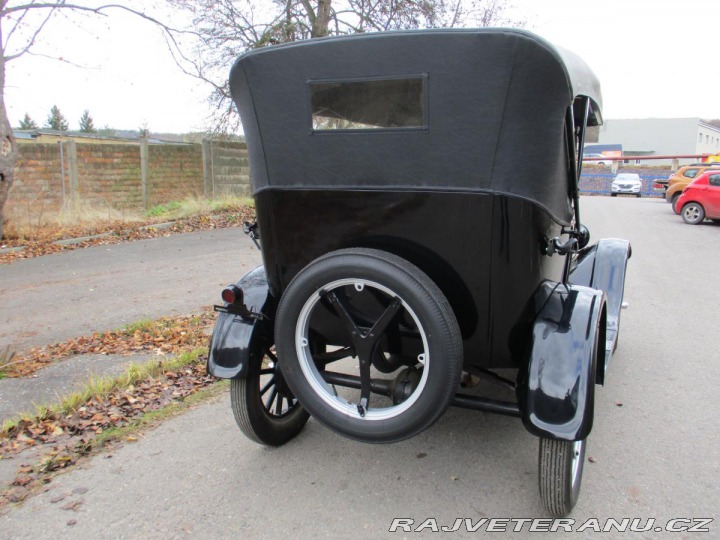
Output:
[
  {"xmin": 275, "ymin": 248, "xmax": 463, "ymax": 443},
  {"xmin": 681, "ymin": 202, "xmax": 705, "ymax": 225},
  {"xmin": 231, "ymin": 342, "xmax": 310, "ymax": 446},
  {"xmin": 538, "ymin": 438, "xmax": 586, "ymax": 517},
  {"xmin": 671, "ymin": 192, "xmax": 681, "ymax": 214},
  {"xmin": 611, "ymin": 193, "xmax": 616, "ymax": 197}
]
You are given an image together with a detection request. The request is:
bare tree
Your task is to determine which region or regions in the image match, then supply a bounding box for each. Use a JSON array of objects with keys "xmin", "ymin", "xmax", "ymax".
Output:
[
  {"xmin": 167, "ymin": 0, "xmax": 523, "ymax": 133},
  {"xmin": 0, "ymin": 1, "xmax": 191, "ymax": 239}
]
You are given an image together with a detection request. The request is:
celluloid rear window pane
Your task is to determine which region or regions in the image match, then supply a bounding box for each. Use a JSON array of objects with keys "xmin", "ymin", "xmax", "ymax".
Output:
[{"xmin": 311, "ymin": 78, "xmax": 425, "ymax": 130}]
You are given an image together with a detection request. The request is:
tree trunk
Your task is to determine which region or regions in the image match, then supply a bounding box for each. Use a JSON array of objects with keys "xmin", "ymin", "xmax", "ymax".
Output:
[
  {"xmin": 0, "ymin": 24, "xmax": 18, "ymax": 240},
  {"xmin": 312, "ymin": 0, "xmax": 332, "ymax": 38}
]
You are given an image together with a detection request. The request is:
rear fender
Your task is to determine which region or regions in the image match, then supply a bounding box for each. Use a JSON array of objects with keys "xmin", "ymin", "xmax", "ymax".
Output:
[
  {"xmin": 518, "ymin": 282, "xmax": 605, "ymax": 441},
  {"xmin": 569, "ymin": 238, "xmax": 631, "ymax": 382},
  {"xmin": 207, "ymin": 266, "xmax": 274, "ymax": 379}
]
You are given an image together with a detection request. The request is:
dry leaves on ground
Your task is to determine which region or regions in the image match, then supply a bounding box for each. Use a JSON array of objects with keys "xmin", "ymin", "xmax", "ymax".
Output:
[
  {"xmin": 0, "ymin": 206, "xmax": 255, "ymax": 265},
  {"xmin": 2, "ymin": 310, "xmax": 215, "ymax": 378},
  {"xmin": 1, "ymin": 358, "xmax": 217, "ymax": 505}
]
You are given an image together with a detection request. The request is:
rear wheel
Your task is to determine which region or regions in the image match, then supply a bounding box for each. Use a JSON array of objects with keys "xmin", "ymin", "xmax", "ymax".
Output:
[
  {"xmin": 681, "ymin": 202, "xmax": 705, "ymax": 225},
  {"xmin": 231, "ymin": 340, "xmax": 310, "ymax": 446},
  {"xmin": 539, "ymin": 438, "xmax": 586, "ymax": 517},
  {"xmin": 671, "ymin": 192, "xmax": 681, "ymax": 214},
  {"xmin": 275, "ymin": 248, "xmax": 463, "ymax": 443}
]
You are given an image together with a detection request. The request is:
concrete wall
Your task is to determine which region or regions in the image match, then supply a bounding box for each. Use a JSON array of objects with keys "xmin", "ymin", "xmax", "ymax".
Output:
[{"xmin": 5, "ymin": 141, "xmax": 249, "ymax": 219}]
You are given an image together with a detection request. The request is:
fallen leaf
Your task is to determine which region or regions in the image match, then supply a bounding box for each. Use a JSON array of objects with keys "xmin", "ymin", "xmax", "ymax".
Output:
[
  {"xmin": 13, "ymin": 476, "xmax": 33, "ymax": 487},
  {"xmin": 588, "ymin": 456, "xmax": 597, "ymax": 463},
  {"xmin": 61, "ymin": 500, "xmax": 83, "ymax": 511}
]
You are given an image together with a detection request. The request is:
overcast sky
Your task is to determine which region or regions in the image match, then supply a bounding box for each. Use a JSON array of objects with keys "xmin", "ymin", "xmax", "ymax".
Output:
[{"xmin": 5, "ymin": 0, "xmax": 719, "ymax": 134}]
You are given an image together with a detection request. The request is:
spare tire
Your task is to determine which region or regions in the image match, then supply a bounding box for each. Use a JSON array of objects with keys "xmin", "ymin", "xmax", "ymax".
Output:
[{"xmin": 275, "ymin": 248, "xmax": 463, "ymax": 443}]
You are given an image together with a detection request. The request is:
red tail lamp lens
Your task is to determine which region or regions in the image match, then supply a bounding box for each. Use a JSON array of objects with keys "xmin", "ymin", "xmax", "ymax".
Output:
[{"xmin": 222, "ymin": 285, "xmax": 242, "ymax": 304}]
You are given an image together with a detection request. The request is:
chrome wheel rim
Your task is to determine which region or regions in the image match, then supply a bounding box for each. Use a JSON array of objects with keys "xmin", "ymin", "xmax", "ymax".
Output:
[
  {"xmin": 295, "ymin": 278, "xmax": 429, "ymax": 421},
  {"xmin": 684, "ymin": 205, "xmax": 701, "ymax": 222}
]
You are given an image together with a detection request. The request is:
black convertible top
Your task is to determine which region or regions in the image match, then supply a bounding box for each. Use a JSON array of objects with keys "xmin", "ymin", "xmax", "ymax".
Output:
[{"xmin": 229, "ymin": 29, "xmax": 602, "ymax": 224}]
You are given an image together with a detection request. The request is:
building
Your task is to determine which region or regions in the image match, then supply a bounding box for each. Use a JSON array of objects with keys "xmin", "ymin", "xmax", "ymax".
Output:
[{"xmin": 596, "ymin": 118, "xmax": 720, "ymax": 166}]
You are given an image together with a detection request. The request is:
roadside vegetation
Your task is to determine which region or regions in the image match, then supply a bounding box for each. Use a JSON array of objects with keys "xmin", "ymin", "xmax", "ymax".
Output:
[
  {"xmin": 0, "ymin": 195, "xmax": 255, "ymax": 264},
  {"xmin": 0, "ymin": 311, "xmax": 223, "ymax": 507}
]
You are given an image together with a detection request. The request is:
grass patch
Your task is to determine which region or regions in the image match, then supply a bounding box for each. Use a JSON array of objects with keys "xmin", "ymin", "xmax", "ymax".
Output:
[
  {"xmin": 93, "ymin": 379, "xmax": 228, "ymax": 448},
  {"xmin": 0, "ymin": 347, "xmax": 207, "ymax": 438},
  {"xmin": 0, "ymin": 348, "xmax": 223, "ymax": 506},
  {"xmin": 5, "ymin": 310, "xmax": 214, "ymax": 378},
  {"xmin": 5, "ymin": 200, "xmax": 144, "ymax": 243},
  {"xmin": 1, "ymin": 348, "xmax": 207, "ymax": 437},
  {"xmin": 144, "ymin": 194, "xmax": 253, "ymax": 220}
]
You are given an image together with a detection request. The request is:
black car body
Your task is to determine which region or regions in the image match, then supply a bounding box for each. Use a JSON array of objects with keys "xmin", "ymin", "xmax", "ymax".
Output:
[{"xmin": 208, "ymin": 29, "xmax": 631, "ymax": 516}]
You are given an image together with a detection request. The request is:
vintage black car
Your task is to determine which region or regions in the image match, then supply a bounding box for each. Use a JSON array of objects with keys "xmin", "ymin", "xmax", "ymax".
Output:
[{"xmin": 209, "ymin": 29, "xmax": 631, "ymax": 516}]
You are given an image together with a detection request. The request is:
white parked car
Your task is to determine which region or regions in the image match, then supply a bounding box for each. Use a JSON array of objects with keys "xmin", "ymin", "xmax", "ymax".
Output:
[{"xmin": 611, "ymin": 173, "xmax": 642, "ymax": 197}]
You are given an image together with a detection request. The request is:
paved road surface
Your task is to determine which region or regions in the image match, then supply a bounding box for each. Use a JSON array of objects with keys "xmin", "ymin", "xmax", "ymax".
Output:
[
  {"xmin": 1, "ymin": 197, "xmax": 719, "ymax": 538},
  {"xmin": 0, "ymin": 228, "xmax": 262, "ymax": 352}
]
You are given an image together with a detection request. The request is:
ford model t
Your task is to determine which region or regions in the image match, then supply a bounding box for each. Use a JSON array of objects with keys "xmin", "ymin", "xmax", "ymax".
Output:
[{"xmin": 209, "ymin": 29, "xmax": 631, "ymax": 516}]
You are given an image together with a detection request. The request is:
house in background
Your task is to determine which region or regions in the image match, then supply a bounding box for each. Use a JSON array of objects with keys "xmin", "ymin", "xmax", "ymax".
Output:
[{"xmin": 597, "ymin": 118, "xmax": 720, "ymax": 166}]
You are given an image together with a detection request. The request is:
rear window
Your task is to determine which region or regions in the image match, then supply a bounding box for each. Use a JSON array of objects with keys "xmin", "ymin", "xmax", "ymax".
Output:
[
  {"xmin": 683, "ymin": 169, "xmax": 700, "ymax": 179},
  {"xmin": 310, "ymin": 76, "xmax": 427, "ymax": 131},
  {"xmin": 709, "ymin": 174, "xmax": 720, "ymax": 187}
]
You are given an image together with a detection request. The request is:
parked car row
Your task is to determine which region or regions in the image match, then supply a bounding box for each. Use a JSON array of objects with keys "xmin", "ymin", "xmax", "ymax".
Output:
[
  {"xmin": 664, "ymin": 164, "xmax": 720, "ymax": 212},
  {"xmin": 675, "ymin": 169, "xmax": 720, "ymax": 224},
  {"xmin": 608, "ymin": 166, "xmax": 720, "ymax": 225}
]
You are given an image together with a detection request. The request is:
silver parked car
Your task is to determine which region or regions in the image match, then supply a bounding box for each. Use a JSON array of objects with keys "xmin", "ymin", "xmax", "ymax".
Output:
[{"xmin": 611, "ymin": 173, "xmax": 642, "ymax": 197}]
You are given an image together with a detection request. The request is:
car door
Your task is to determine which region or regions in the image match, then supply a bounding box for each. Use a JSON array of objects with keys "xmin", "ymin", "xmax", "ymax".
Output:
[{"xmin": 704, "ymin": 173, "xmax": 720, "ymax": 217}]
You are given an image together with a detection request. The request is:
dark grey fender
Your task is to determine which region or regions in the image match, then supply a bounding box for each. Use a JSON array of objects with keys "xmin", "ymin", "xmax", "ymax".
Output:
[
  {"xmin": 518, "ymin": 281, "xmax": 605, "ymax": 441},
  {"xmin": 569, "ymin": 238, "xmax": 631, "ymax": 382},
  {"xmin": 207, "ymin": 266, "xmax": 274, "ymax": 379}
]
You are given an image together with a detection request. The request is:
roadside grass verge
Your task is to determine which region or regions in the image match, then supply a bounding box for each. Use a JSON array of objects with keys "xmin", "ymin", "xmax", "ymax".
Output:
[
  {"xmin": 0, "ymin": 347, "xmax": 225, "ymax": 506},
  {"xmin": 1, "ymin": 310, "xmax": 215, "ymax": 378},
  {"xmin": 1, "ymin": 195, "xmax": 255, "ymax": 264},
  {"xmin": 146, "ymin": 194, "xmax": 254, "ymax": 220}
]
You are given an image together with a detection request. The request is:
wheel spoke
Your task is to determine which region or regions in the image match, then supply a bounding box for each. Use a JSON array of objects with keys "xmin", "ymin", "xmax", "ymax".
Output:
[
  {"xmin": 323, "ymin": 291, "xmax": 362, "ymax": 336},
  {"xmin": 260, "ymin": 377, "xmax": 275, "ymax": 397},
  {"xmin": 265, "ymin": 387, "xmax": 278, "ymax": 411},
  {"xmin": 259, "ymin": 368, "xmax": 275, "ymax": 376},
  {"xmin": 275, "ymin": 395, "xmax": 284, "ymax": 415},
  {"xmin": 357, "ymin": 353, "xmax": 372, "ymax": 416},
  {"xmin": 368, "ymin": 297, "xmax": 403, "ymax": 339}
]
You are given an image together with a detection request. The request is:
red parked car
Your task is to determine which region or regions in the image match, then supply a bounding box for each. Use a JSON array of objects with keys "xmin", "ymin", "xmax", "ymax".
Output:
[{"xmin": 677, "ymin": 170, "xmax": 720, "ymax": 224}]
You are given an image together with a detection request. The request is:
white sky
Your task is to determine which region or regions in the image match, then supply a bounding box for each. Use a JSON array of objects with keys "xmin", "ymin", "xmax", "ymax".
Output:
[{"xmin": 5, "ymin": 0, "xmax": 720, "ymax": 134}]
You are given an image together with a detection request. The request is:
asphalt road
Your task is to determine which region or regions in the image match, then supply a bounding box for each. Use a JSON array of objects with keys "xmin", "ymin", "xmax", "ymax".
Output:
[
  {"xmin": 1, "ymin": 196, "xmax": 719, "ymax": 538},
  {"xmin": 0, "ymin": 228, "xmax": 262, "ymax": 353}
]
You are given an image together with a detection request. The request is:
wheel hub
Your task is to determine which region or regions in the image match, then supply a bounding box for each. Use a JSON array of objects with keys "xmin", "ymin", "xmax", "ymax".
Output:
[{"xmin": 392, "ymin": 367, "xmax": 422, "ymax": 405}]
